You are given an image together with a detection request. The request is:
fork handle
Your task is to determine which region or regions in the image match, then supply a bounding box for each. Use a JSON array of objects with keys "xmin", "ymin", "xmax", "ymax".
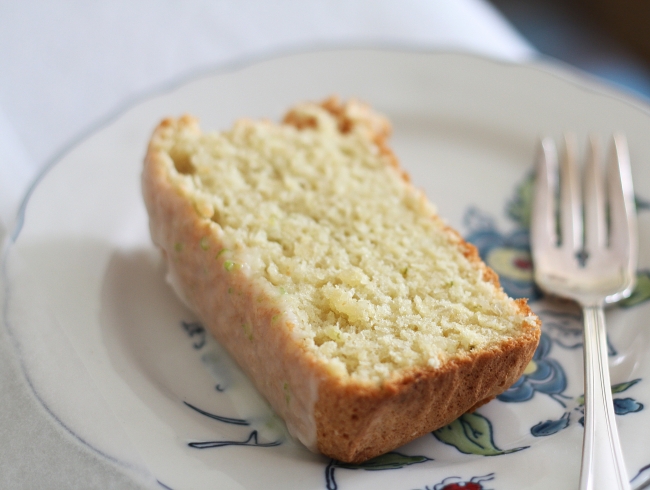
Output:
[{"xmin": 580, "ymin": 305, "xmax": 630, "ymax": 490}]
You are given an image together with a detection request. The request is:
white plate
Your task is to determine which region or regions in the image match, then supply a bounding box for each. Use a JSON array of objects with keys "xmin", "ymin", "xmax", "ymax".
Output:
[{"xmin": 4, "ymin": 49, "xmax": 650, "ymax": 490}]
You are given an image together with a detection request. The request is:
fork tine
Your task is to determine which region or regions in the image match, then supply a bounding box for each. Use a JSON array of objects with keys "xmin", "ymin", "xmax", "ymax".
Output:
[
  {"xmin": 584, "ymin": 136, "xmax": 607, "ymax": 253},
  {"xmin": 607, "ymin": 133, "xmax": 637, "ymax": 264},
  {"xmin": 531, "ymin": 137, "xmax": 558, "ymax": 253},
  {"xmin": 560, "ymin": 133, "xmax": 583, "ymax": 252}
]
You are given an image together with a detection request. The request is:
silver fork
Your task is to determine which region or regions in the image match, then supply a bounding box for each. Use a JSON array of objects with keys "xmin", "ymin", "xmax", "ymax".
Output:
[{"xmin": 531, "ymin": 133, "xmax": 638, "ymax": 490}]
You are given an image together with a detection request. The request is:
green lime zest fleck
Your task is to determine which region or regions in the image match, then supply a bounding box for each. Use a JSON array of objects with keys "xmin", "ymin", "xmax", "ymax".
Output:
[
  {"xmin": 401, "ymin": 266, "xmax": 408, "ymax": 278},
  {"xmin": 278, "ymin": 286, "xmax": 287, "ymax": 295},
  {"xmin": 228, "ymin": 287, "xmax": 233, "ymax": 294},
  {"xmin": 271, "ymin": 315, "xmax": 279, "ymax": 322},
  {"xmin": 283, "ymin": 382, "xmax": 291, "ymax": 405},
  {"xmin": 224, "ymin": 260, "xmax": 239, "ymax": 271},
  {"xmin": 200, "ymin": 237, "xmax": 210, "ymax": 250},
  {"xmin": 174, "ymin": 242, "xmax": 183, "ymax": 252},
  {"xmin": 242, "ymin": 323, "xmax": 253, "ymax": 341},
  {"xmin": 216, "ymin": 248, "xmax": 230, "ymax": 259}
]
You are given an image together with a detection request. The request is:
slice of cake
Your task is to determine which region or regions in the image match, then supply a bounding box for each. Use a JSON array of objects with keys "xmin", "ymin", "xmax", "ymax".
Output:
[{"xmin": 142, "ymin": 97, "xmax": 540, "ymax": 463}]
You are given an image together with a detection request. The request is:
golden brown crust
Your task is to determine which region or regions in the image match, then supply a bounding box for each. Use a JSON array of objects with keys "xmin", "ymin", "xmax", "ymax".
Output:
[
  {"xmin": 142, "ymin": 98, "xmax": 541, "ymax": 463},
  {"xmin": 314, "ymin": 330, "xmax": 538, "ymax": 462}
]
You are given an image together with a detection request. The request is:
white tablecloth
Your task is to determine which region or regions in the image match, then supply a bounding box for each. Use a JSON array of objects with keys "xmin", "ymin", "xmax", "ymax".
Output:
[{"xmin": 0, "ymin": 1, "xmax": 534, "ymax": 488}]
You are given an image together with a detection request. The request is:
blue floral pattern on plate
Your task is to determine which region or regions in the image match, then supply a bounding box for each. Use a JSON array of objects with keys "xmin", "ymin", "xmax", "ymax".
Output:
[
  {"xmin": 464, "ymin": 173, "xmax": 647, "ymax": 439},
  {"xmin": 497, "ymin": 331, "xmax": 569, "ymax": 406}
]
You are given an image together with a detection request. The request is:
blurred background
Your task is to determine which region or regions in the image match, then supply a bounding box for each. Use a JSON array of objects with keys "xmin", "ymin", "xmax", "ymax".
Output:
[{"xmin": 489, "ymin": 0, "xmax": 650, "ymax": 99}]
